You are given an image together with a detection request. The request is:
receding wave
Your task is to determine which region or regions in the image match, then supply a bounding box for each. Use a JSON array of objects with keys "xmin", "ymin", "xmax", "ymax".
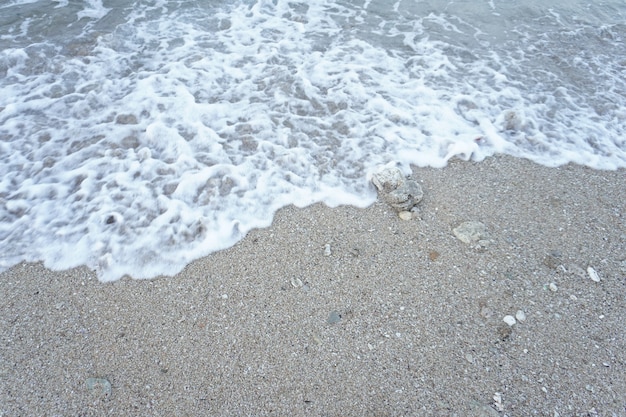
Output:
[{"xmin": 1, "ymin": 0, "xmax": 624, "ymax": 280}]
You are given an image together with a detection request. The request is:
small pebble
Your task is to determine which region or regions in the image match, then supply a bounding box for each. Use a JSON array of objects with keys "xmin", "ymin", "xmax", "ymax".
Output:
[
  {"xmin": 323, "ymin": 244, "xmax": 332, "ymax": 256},
  {"xmin": 290, "ymin": 277, "xmax": 303, "ymax": 288},
  {"xmin": 85, "ymin": 377, "xmax": 111, "ymax": 396},
  {"xmin": 503, "ymin": 315, "xmax": 516, "ymax": 326},
  {"xmin": 587, "ymin": 266, "xmax": 601, "ymax": 282},
  {"xmin": 327, "ymin": 311, "xmax": 341, "ymax": 324},
  {"xmin": 398, "ymin": 211, "xmax": 412, "ymax": 221},
  {"xmin": 515, "ymin": 310, "xmax": 526, "ymax": 322},
  {"xmin": 549, "ymin": 283, "xmax": 558, "ymax": 292}
]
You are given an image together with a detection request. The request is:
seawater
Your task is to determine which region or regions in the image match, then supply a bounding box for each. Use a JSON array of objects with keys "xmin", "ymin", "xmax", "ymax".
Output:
[{"xmin": 1, "ymin": 0, "xmax": 624, "ymax": 281}]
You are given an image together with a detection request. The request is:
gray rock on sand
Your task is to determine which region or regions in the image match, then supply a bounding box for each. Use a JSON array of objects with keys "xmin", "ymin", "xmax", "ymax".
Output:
[
  {"xmin": 453, "ymin": 221, "xmax": 488, "ymax": 244},
  {"xmin": 372, "ymin": 167, "xmax": 423, "ymax": 212},
  {"xmin": 327, "ymin": 311, "xmax": 341, "ymax": 324}
]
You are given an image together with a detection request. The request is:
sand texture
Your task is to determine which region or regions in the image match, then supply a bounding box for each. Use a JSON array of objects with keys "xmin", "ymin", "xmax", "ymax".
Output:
[{"xmin": 1, "ymin": 156, "xmax": 625, "ymax": 416}]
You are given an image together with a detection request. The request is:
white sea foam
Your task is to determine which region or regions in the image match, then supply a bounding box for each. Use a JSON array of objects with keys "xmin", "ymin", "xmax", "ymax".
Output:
[
  {"xmin": 76, "ymin": 0, "xmax": 110, "ymax": 21},
  {"xmin": 0, "ymin": 0, "xmax": 624, "ymax": 280}
]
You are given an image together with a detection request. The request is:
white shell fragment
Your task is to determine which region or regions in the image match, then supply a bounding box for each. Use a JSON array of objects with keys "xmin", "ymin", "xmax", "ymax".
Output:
[
  {"xmin": 493, "ymin": 392, "xmax": 504, "ymax": 412},
  {"xmin": 515, "ymin": 310, "xmax": 526, "ymax": 322},
  {"xmin": 587, "ymin": 266, "xmax": 601, "ymax": 282},
  {"xmin": 323, "ymin": 244, "xmax": 332, "ymax": 256},
  {"xmin": 503, "ymin": 315, "xmax": 516, "ymax": 326},
  {"xmin": 290, "ymin": 277, "xmax": 303, "ymax": 288},
  {"xmin": 549, "ymin": 283, "xmax": 558, "ymax": 292}
]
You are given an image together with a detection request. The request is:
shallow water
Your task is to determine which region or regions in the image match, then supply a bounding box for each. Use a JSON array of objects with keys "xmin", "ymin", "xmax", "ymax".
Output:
[{"xmin": 1, "ymin": 0, "xmax": 625, "ymax": 280}]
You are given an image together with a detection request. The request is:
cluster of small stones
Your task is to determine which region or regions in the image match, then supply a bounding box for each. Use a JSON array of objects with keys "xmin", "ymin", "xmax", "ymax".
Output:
[
  {"xmin": 371, "ymin": 168, "xmax": 491, "ymax": 248},
  {"xmin": 369, "ymin": 163, "xmax": 613, "ymax": 413},
  {"xmin": 371, "ymin": 167, "xmax": 423, "ymax": 218}
]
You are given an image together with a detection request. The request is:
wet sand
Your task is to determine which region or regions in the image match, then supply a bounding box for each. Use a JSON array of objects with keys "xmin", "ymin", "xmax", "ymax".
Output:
[{"xmin": 1, "ymin": 155, "xmax": 625, "ymax": 416}]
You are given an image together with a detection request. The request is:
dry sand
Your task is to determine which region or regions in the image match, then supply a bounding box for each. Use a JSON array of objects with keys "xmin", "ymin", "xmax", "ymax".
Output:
[{"xmin": 1, "ymin": 155, "xmax": 625, "ymax": 416}]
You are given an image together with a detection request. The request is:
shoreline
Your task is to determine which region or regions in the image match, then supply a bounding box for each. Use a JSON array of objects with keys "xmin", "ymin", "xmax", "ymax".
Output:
[{"xmin": 2, "ymin": 155, "xmax": 625, "ymax": 416}]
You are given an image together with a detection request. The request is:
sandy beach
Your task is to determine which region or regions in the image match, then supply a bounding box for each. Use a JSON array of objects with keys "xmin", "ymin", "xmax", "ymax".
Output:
[{"xmin": 1, "ymin": 155, "xmax": 625, "ymax": 416}]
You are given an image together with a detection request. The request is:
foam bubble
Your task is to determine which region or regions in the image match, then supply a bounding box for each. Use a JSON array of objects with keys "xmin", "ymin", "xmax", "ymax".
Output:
[{"xmin": 0, "ymin": 0, "xmax": 624, "ymax": 280}]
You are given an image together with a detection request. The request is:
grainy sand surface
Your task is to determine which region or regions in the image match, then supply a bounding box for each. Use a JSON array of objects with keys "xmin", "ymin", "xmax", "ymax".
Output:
[{"xmin": 1, "ymin": 155, "xmax": 625, "ymax": 416}]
